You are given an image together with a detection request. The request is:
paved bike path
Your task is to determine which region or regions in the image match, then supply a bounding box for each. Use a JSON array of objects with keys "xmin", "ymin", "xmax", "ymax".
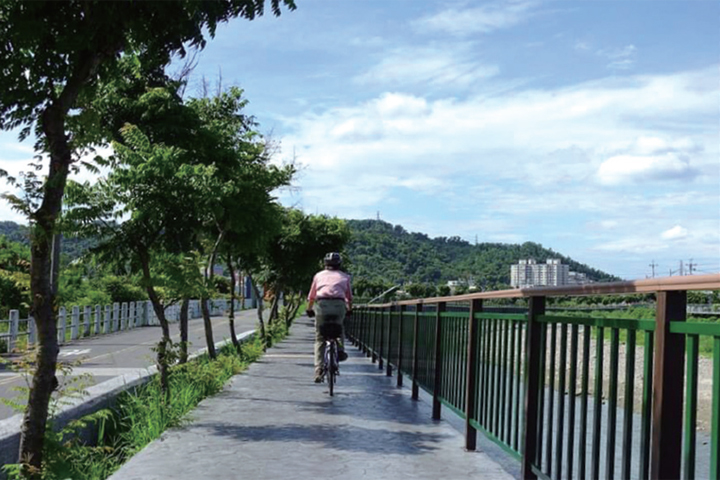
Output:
[{"xmin": 109, "ymin": 316, "xmax": 515, "ymax": 480}]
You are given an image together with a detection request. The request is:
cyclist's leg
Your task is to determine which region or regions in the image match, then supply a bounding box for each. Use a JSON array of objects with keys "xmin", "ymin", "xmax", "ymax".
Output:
[
  {"xmin": 317, "ymin": 299, "xmax": 347, "ymax": 361},
  {"xmin": 313, "ymin": 315, "xmax": 326, "ymax": 382}
]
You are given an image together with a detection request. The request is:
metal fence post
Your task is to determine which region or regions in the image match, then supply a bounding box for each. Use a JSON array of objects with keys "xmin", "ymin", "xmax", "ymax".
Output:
[
  {"xmin": 28, "ymin": 316, "xmax": 35, "ymax": 346},
  {"xmin": 465, "ymin": 298, "xmax": 483, "ymax": 451},
  {"xmin": 356, "ymin": 307, "xmax": 363, "ymax": 350},
  {"xmin": 371, "ymin": 309, "xmax": 377, "ymax": 362},
  {"xmin": 84, "ymin": 306, "xmax": 91, "ymax": 337},
  {"xmin": 71, "ymin": 306, "xmax": 80, "ymax": 340},
  {"xmin": 522, "ymin": 295, "xmax": 545, "ymax": 480},
  {"xmin": 121, "ymin": 302, "xmax": 128, "ymax": 330},
  {"xmin": 9, "ymin": 310, "xmax": 19, "ymax": 352},
  {"xmin": 650, "ymin": 290, "xmax": 687, "ymax": 480},
  {"xmin": 378, "ymin": 307, "xmax": 385, "ymax": 370},
  {"xmin": 129, "ymin": 301, "xmax": 136, "ymax": 329},
  {"xmin": 58, "ymin": 307, "xmax": 66, "ymax": 344},
  {"xmin": 146, "ymin": 300, "xmax": 153, "ymax": 325},
  {"xmin": 432, "ymin": 301, "xmax": 446, "ymax": 420},
  {"xmin": 104, "ymin": 305, "xmax": 111, "ymax": 334},
  {"xmin": 94, "ymin": 305, "xmax": 101, "ymax": 335},
  {"xmin": 113, "ymin": 303, "xmax": 119, "ymax": 332},
  {"xmin": 397, "ymin": 304, "xmax": 406, "ymax": 387},
  {"xmin": 412, "ymin": 302, "xmax": 422, "ymax": 400},
  {"xmin": 386, "ymin": 304, "xmax": 394, "ymax": 377},
  {"xmin": 365, "ymin": 308, "xmax": 371, "ymax": 355}
]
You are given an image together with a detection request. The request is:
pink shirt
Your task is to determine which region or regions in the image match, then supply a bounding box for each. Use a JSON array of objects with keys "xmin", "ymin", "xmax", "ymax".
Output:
[{"xmin": 308, "ymin": 269, "xmax": 353, "ymax": 303}]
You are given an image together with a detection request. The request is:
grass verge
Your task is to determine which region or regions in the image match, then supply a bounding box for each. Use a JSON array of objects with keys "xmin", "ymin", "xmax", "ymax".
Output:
[{"xmin": 5, "ymin": 322, "xmax": 289, "ymax": 480}]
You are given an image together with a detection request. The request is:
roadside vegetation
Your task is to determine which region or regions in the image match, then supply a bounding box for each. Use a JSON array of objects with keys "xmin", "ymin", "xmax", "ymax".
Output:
[
  {"xmin": 2, "ymin": 321, "xmax": 289, "ymax": 480},
  {"xmin": 0, "ymin": 2, "xmax": 361, "ymax": 477}
]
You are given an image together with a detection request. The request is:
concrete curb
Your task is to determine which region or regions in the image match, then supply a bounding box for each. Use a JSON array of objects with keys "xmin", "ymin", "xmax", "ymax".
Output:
[{"xmin": 0, "ymin": 330, "xmax": 256, "ymax": 473}]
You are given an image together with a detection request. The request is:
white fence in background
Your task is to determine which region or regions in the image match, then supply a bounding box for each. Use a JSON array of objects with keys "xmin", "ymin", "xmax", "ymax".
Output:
[{"xmin": 0, "ymin": 299, "xmax": 230, "ymax": 354}]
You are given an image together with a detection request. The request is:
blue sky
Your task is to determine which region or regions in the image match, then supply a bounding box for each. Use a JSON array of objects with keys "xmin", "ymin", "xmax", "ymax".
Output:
[{"xmin": 1, "ymin": 0, "xmax": 718, "ymax": 280}]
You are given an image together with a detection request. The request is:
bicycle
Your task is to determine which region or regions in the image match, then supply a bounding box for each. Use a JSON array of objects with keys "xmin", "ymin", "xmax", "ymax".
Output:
[{"xmin": 319, "ymin": 321, "xmax": 343, "ymax": 396}]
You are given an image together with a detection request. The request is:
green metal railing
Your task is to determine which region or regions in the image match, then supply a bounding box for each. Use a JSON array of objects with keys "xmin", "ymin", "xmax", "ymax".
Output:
[{"xmin": 346, "ymin": 274, "xmax": 720, "ymax": 480}]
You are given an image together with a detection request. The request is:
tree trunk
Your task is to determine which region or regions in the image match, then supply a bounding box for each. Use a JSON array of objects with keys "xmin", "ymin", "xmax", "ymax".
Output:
[
  {"xmin": 248, "ymin": 273, "xmax": 266, "ymax": 350},
  {"xmin": 226, "ymin": 256, "xmax": 240, "ymax": 351},
  {"xmin": 238, "ymin": 269, "xmax": 246, "ymax": 312},
  {"xmin": 268, "ymin": 292, "xmax": 280, "ymax": 325},
  {"xmin": 200, "ymin": 297, "xmax": 216, "ymax": 359},
  {"xmin": 50, "ymin": 233, "xmax": 61, "ymax": 297},
  {"xmin": 179, "ymin": 298, "xmax": 189, "ymax": 364},
  {"xmin": 287, "ymin": 291, "xmax": 303, "ymax": 328},
  {"xmin": 20, "ymin": 223, "xmax": 59, "ymax": 475},
  {"xmin": 201, "ymin": 229, "xmax": 224, "ymax": 360},
  {"xmin": 19, "ymin": 109, "xmax": 78, "ymax": 474},
  {"xmin": 17, "ymin": 40, "xmax": 119, "ymax": 474},
  {"xmin": 139, "ymin": 251, "xmax": 172, "ymax": 397}
]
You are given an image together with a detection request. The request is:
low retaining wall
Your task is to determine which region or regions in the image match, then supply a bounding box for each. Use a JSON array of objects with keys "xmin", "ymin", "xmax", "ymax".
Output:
[{"xmin": 0, "ymin": 330, "xmax": 256, "ymax": 475}]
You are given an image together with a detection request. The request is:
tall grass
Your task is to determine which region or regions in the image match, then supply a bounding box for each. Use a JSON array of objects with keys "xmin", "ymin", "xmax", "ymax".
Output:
[{"xmin": 5, "ymin": 333, "xmax": 277, "ymax": 480}]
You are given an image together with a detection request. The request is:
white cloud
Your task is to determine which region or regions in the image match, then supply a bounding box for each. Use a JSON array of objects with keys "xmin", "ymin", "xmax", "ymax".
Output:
[
  {"xmin": 574, "ymin": 41, "xmax": 591, "ymax": 52},
  {"xmin": 661, "ymin": 225, "xmax": 688, "ymax": 240},
  {"xmin": 592, "ymin": 220, "xmax": 619, "ymax": 229},
  {"xmin": 375, "ymin": 93, "xmax": 429, "ymax": 117},
  {"xmin": 286, "ymin": 67, "xmax": 717, "ymax": 178},
  {"xmin": 602, "ymin": 44, "xmax": 637, "ymax": 70},
  {"xmin": 596, "ymin": 152, "xmax": 697, "ymax": 185},
  {"xmin": 414, "ymin": 1, "xmax": 536, "ymax": 36},
  {"xmin": 355, "ymin": 45, "xmax": 499, "ymax": 88},
  {"xmin": 277, "ymin": 65, "xmax": 718, "ymax": 271},
  {"xmin": 594, "ymin": 236, "xmax": 670, "ymax": 254},
  {"xmin": 575, "ymin": 42, "xmax": 638, "ymax": 70}
]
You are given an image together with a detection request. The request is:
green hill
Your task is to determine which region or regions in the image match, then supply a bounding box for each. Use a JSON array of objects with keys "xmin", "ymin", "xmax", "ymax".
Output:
[
  {"xmin": 345, "ymin": 219, "xmax": 618, "ymax": 290},
  {"xmin": 0, "ymin": 221, "xmax": 96, "ymax": 264},
  {"xmin": 1, "ymin": 218, "xmax": 618, "ymax": 292}
]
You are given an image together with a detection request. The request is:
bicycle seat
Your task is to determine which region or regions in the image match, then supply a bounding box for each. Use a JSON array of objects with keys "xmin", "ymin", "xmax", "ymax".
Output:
[{"xmin": 319, "ymin": 322, "xmax": 343, "ymax": 340}]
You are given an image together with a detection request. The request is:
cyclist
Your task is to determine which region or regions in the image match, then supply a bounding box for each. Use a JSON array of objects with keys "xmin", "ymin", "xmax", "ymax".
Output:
[{"xmin": 306, "ymin": 252, "xmax": 353, "ymax": 383}]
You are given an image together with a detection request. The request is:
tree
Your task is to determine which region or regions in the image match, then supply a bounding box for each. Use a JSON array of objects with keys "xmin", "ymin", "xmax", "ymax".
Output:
[
  {"xmin": 0, "ymin": 1, "xmax": 296, "ymax": 472},
  {"xmin": 0, "ymin": 236, "xmax": 31, "ymax": 317},
  {"xmin": 263, "ymin": 210, "xmax": 351, "ymax": 329},
  {"xmin": 66, "ymin": 121, "xmax": 216, "ymax": 396},
  {"xmin": 186, "ymin": 87, "xmax": 294, "ymax": 358}
]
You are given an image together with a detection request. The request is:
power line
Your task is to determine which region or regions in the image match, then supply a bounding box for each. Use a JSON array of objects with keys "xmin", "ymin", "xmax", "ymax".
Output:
[{"xmin": 649, "ymin": 260, "xmax": 658, "ymax": 278}]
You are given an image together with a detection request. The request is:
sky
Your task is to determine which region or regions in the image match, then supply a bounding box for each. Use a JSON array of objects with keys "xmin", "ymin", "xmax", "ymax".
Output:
[{"xmin": 0, "ymin": 0, "xmax": 719, "ymax": 280}]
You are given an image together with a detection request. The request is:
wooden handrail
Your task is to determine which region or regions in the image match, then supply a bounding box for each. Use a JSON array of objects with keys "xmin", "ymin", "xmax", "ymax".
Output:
[{"xmin": 362, "ymin": 273, "xmax": 720, "ymax": 308}]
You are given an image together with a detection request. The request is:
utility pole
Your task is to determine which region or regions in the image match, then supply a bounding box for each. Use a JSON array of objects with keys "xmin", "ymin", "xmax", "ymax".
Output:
[
  {"xmin": 687, "ymin": 259, "xmax": 696, "ymax": 275},
  {"xmin": 649, "ymin": 260, "xmax": 658, "ymax": 278},
  {"xmin": 679, "ymin": 260, "xmax": 684, "ymax": 276}
]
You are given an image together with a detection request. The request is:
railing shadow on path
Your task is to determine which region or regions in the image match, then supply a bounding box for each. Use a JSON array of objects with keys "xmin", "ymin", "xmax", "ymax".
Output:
[{"xmin": 108, "ymin": 316, "xmax": 515, "ymax": 480}]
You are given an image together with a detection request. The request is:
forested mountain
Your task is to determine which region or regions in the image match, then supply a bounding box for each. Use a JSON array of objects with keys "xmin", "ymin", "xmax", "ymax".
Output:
[
  {"xmin": 1, "ymin": 219, "xmax": 618, "ymax": 291},
  {"xmin": 345, "ymin": 219, "xmax": 618, "ymax": 290},
  {"xmin": 0, "ymin": 221, "xmax": 96, "ymax": 264}
]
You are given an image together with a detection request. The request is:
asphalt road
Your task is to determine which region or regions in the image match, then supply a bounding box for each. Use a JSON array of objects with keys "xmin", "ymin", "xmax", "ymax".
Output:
[{"xmin": 0, "ymin": 309, "xmax": 260, "ymax": 420}]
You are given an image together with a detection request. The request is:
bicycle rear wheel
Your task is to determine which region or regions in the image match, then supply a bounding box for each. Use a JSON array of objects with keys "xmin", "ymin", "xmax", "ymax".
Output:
[{"xmin": 328, "ymin": 342, "xmax": 336, "ymax": 396}]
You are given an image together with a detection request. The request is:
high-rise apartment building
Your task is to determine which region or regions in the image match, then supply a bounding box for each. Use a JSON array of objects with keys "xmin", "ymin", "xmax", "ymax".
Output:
[{"xmin": 510, "ymin": 258, "xmax": 570, "ymax": 288}]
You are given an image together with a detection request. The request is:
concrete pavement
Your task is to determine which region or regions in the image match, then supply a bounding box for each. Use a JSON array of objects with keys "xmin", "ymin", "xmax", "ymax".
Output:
[{"xmin": 108, "ymin": 316, "xmax": 515, "ymax": 480}]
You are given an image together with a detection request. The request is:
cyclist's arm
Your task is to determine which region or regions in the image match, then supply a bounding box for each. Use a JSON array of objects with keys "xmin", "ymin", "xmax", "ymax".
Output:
[
  {"xmin": 345, "ymin": 276, "xmax": 353, "ymax": 311},
  {"xmin": 307, "ymin": 276, "xmax": 318, "ymax": 310}
]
